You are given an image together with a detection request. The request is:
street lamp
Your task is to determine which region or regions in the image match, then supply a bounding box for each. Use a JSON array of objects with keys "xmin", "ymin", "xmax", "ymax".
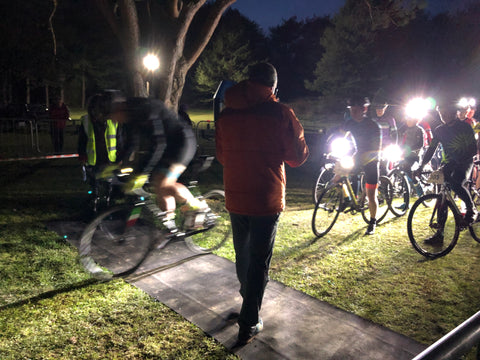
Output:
[{"xmin": 143, "ymin": 53, "xmax": 160, "ymax": 97}]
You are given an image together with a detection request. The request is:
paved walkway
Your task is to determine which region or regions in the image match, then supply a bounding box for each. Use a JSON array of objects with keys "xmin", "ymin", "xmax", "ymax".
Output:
[{"xmin": 52, "ymin": 221, "xmax": 426, "ymax": 359}]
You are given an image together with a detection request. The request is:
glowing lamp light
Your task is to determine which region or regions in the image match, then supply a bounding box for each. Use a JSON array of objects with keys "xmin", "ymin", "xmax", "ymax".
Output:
[
  {"xmin": 143, "ymin": 54, "xmax": 160, "ymax": 72},
  {"xmin": 405, "ymin": 97, "xmax": 432, "ymax": 120},
  {"xmin": 458, "ymin": 97, "xmax": 476, "ymax": 108},
  {"xmin": 382, "ymin": 144, "xmax": 403, "ymax": 163},
  {"xmin": 340, "ymin": 156, "xmax": 355, "ymax": 170},
  {"xmin": 330, "ymin": 137, "xmax": 352, "ymax": 158}
]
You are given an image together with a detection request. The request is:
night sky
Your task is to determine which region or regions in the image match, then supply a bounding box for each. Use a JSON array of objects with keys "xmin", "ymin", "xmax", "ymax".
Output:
[{"xmin": 231, "ymin": 0, "xmax": 473, "ymax": 31}]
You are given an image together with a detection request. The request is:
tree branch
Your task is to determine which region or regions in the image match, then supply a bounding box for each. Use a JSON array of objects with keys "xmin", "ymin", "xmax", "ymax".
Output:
[
  {"xmin": 184, "ymin": 0, "xmax": 236, "ymax": 67},
  {"xmin": 48, "ymin": 0, "xmax": 58, "ymax": 56},
  {"xmin": 95, "ymin": 0, "xmax": 123, "ymax": 41}
]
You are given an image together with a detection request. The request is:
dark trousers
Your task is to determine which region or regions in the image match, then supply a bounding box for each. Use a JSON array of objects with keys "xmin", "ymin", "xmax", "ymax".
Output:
[
  {"xmin": 51, "ymin": 126, "xmax": 64, "ymax": 153},
  {"xmin": 443, "ymin": 162, "xmax": 473, "ymax": 211},
  {"xmin": 230, "ymin": 212, "xmax": 280, "ymax": 329}
]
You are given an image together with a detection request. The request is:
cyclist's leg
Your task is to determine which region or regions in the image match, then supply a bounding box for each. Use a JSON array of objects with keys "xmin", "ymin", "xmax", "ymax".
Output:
[
  {"xmin": 364, "ymin": 161, "xmax": 379, "ymax": 219},
  {"xmin": 445, "ymin": 163, "xmax": 476, "ymax": 222},
  {"xmin": 151, "ymin": 163, "xmax": 194, "ymax": 212}
]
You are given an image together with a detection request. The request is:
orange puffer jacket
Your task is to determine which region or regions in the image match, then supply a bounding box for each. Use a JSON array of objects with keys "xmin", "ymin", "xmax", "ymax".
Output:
[{"xmin": 216, "ymin": 80, "xmax": 309, "ymax": 216}]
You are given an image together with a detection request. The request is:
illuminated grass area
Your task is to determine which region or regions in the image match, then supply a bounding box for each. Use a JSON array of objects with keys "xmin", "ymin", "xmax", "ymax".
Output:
[{"xmin": 2, "ymin": 159, "xmax": 480, "ymax": 358}]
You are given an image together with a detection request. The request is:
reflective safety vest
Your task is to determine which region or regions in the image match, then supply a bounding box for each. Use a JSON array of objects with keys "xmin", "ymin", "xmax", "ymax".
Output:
[{"xmin": 83, "ymin": 116, "xmax": 118, "ymax": 166}]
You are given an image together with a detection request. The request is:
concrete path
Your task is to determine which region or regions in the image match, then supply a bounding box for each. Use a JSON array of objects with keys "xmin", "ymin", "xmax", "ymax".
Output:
[{"xmin": 51, "ymin": 221, "xmax": 426, "ymax": 359}]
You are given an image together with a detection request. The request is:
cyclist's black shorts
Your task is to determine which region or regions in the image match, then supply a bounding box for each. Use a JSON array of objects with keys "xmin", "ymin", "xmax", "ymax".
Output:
[{"xmin": 363, "ymin": 160, "xmax": 379, "ymax": 186}]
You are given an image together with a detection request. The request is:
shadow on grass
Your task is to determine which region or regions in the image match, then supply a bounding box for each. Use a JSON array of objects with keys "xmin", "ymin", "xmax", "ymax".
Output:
[{"xmin": 0, "ymin": 278, "xmax": 99, "ymax": 310}]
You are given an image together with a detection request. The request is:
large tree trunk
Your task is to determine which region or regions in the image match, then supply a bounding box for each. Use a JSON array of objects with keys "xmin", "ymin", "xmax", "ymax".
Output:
[{"xmin": 95, "ymin": 0, "xmax": 236, "ymax": 110}]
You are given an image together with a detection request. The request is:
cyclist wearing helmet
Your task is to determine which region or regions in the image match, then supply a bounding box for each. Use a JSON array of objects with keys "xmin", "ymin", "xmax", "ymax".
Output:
[
  {"xmin": 343, "ymin": 95, "xmax": 382, "ymax": 235},
  {"xmin": 415, "ymin": 104, "xmax": 477, "ymax": 238},
  {"xmin": 104, "ymin": 93, "xmax": 201, "ymax": 225}
]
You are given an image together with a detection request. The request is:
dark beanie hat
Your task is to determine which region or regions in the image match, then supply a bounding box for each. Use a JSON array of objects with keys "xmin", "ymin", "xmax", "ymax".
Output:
[{"xmin": 248, "ymin": 62, "xmax": 277, "ymax": 87}]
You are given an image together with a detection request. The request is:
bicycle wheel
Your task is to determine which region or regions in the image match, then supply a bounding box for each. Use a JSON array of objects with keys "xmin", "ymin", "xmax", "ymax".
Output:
[
  {"xmin": 78, "ymin": 205, "xmax": 156, "ymax": 280},
  {"xmin": 388, "ymin": 170, "xmax": 410, "ymax": 217},
  {"xmin": 185, "ymin": 190, "xmax": 231, "ymax": 252},
  {"xmin": 407, "ymin": 194, "xmax": 459, "ymax": 259},
  {"xmin": 418, "ymin": 170, "xmax": 438, "ymax": 207},
  {"xmin": 360, "ymin": 176, "xmax": 391, "ymax": 223},
  {"xmin": 468, "ymin": 184, "xmax": 480, "ymax": 243},
  {"xmin": 312, "ymin": 164, "xmax": 334, "ymax": 204},
  {"xmin": 312, "ymin": 185, "xmax": 343, "ymax": 238}
]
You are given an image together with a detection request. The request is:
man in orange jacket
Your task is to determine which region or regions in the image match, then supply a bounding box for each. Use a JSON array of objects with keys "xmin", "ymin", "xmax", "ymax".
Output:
[{"xmin": 216, "ymin": 62, "xmax": 309, "ymax": 345}]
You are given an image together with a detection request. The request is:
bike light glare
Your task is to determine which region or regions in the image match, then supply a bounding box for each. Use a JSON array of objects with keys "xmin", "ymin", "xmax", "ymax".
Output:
[
  {"xmin": 383, "ymin": 144, "xmax": 403, "ymax": 163},
  {"xmin": 406, "ymin": 97, "xmax": 430, "ymax": 120},
  {"xmin": 120, "ymin": 167, "xmax": 134, "ymax": 174},
  {"xmin": 459, "ymin": 97, "xmax": 476, "ymax": 108},
  {"xmin": 330, "ymin": 137, "xmax": 352, "ymax": 158},
  {"xmin": 459, "ymin": 97, "xmax": 469, "ymax": 108},
  {"xmin": 340, "ymin": 156, "xmax": 354, "ymax": 169}
]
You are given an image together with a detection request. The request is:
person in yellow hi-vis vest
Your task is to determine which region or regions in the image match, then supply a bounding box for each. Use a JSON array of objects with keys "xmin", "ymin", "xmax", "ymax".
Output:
[{"xmin": 78, "ymin": 91, "xmax": 122, "ymax": 212}]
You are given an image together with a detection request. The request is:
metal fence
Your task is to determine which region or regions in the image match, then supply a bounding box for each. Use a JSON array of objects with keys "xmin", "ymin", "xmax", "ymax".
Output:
[
  {"xmin": 0, "ymin": 117, "xmax": 218, "ymax": 162},
  {"xmin": 0, "ymin": 118, "xmax": 80, "ymax": 161}
]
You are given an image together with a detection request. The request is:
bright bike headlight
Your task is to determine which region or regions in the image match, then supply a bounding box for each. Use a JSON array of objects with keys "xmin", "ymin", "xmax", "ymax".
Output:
[
  {"xmin": 382, "ymin": 144, "xmax": 403, "ymax": 163},
  {"xmin": 405, "ymin": 97, "xmax": 433, "ymax": 120},
  {"xmin": 339, "ymin": 156, "xmax": 354, "ymax": 170},
  {"xmin": 330, "ymin": 138, "xmax": 352, "ymax": 158}
]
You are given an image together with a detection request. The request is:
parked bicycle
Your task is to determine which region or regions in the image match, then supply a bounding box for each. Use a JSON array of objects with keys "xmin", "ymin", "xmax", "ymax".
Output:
[
  {"xmin": 383, "ymin": 144, "xmax": 438, "ymax": 216},
  {"xmin": 312, "ymin": 137, "xmax": 392, "ymax": 238},
  {"xmin": 407, "ymin": 168, "xmax": 480, "ymax": 259},
  {"xmin": 78, "ymin": 156, "xmax": 231, "ymax": 280}
]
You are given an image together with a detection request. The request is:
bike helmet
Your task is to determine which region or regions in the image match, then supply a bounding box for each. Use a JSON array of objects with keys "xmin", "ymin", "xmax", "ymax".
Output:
[{"xmin": 88, "ymin": 90, "xmax": 126, "ymax": 120}]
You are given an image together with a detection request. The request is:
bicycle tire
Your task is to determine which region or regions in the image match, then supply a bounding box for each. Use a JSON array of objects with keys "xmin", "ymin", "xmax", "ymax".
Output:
[
  {"xmin": 418, "ymin": 170, "xmax": 438, "ymax": 207},
  {"xmin": 388, "ymin": 169, "xmax": 410, "ymax": 217},
  {"xmin": 360, "ymin": 176, "xmax": 391, "ymax": 224},
  {"xmin": 468, "ymin": 184, "xmax": 480, "ymax": 243},
  {"xmin": 185, "ymin": 189, "xmax": 231, "ymax": 252},
  {"xmin": 78, "ymin": 204, "xmax": 157, "ymax": 280},
  {"xmin": 312, "ymin": 184, "xmax": 343, "ymax": 238},
  {"xmin": 407, "ymin": 194, "xmax": 459, "ymax": 259},
  {"xmin": 312, "ymin": 164, "xmax": 334, "ymax": 204}
]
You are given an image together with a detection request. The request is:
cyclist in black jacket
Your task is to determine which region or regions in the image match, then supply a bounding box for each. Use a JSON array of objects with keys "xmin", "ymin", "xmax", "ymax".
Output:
[
  {"xmin": 415, "ymin": 105, "xmax": 477, "ymax": 236},
  {"xmin": 104, "ymin": 94, "xmax": 203, "ymax": 224},
  {"xmin": 343, "ymin": 95, "xmax": 382, "ymax": 235}
]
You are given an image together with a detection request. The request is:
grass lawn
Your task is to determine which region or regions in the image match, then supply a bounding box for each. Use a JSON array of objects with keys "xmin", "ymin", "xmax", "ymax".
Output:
[{"xmin": 2, "ymin": 158, "xmax": 480, "ymax": 358}]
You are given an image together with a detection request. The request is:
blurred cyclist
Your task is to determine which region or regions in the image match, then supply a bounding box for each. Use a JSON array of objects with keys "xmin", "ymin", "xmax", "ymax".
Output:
[{"xmin": 101, "ymin": 91, "xmax": 205, "ymax": 229}]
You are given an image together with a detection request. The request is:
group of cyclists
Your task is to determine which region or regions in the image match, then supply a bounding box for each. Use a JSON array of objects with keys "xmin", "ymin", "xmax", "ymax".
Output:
[
  {"xmin": 77, "ymin": 86, "xmax": 480, "ymax": 243},
  {"xmin": 328, "ymin": 93, "xmax": 479, "ymax": 237}
]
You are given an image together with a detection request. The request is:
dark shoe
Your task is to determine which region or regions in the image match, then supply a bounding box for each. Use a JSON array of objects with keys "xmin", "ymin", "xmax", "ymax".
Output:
[
  {"xmin": 395, "ymin": 203, "xmax": 407, "ymax": 211},
  {"xmin": 365, "ymin": 219, "xmax": 376, "ymax": 235},
  {"xmin": 464, "ymin": 209, "xmax": 478, "ymax": 225},
  {"xmin": 237, "ymin": 318, "xmax": 263, "ymax": 345},
  {"xmin": 423, "ymin": 233, "xmax": 444, "ymax": 245}
]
